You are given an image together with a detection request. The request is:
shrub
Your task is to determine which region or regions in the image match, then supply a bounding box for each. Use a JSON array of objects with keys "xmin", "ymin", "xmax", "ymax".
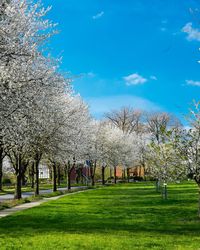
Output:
[{"xmin": 2, "ymin": 178, "xmax": 12, "ymax": 185}]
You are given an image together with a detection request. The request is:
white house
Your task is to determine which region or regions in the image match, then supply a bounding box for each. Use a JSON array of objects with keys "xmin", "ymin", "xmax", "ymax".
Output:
[
  {"xmin": 39, "ymin": 164, "xmax": 50, "ymax": 179},
  {"xmin": 3, "ymin": 157, "xmax": 50, "ymax": 179}
]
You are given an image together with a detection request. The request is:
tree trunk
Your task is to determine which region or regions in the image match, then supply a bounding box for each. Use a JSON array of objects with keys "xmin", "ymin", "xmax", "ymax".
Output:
[
  {"xmin": 90, "ymin": 164, "xmax": 94, "ymax": 186},
  {"xmin": 34, "ymin": 152, "xmax": 42, "ymax": 196},
  {"xmin": 57, "ymin": 164, "xmax": 61, "ymax": 186},
  {"xmin": 52, "ymin": 162, "xmax": 57, "ymax": 192},
  {"xmin": 76, "ymin": 168, "xmax": 80, "ymax": 184},
  {"xmin": 31, "ymin": 162, "xmax": 35, "ymax": 189},
  {"xmin": 64, "ymin": 165, "xmax": 67, "ymax": 180},
  {"xmin": 162, "ymin": 183, "xmax": 167, "ymax": 200},
  {"xmin": 35, "ymin": 160, "xmax": 40, "ymax": 196},
  {"xmin": 14, "ymin": 153, "xmax": 22, "ymax": 200},
  {"xmin": 114, "ymin": 166, "xmax": 117, "ymax": 184},
  {"xmin": 156, "ymin": 179, "xmax": 160, "ymax": 192},
  {"xmin": 21, "ymin": 160, "xmax": 29, "ymax": 187},
  {"xmin": 102, "ymin": 166, "xmax": 105, "ymax": 185},
  {"xmin": 80, "ymin": 167, "xmax": 84, "ymax": 184},
  {"xmin": 0, "ymin": 147, "xmax": 3, "ymax": 191},
  {"xmin": 67, "ymin": 170, "xmax": 71, "ymax": 190},
  {"xmin": 49, "ymin": 168, "xmax": 52, "ymax": 180},
  {"xmin": 67, "ymin": 160, "xmax": 71, "ymax": 190},
  {"xmin": 127, "ymin": 168, "xmax": 130, "ymax": 183},
  {"xmin": 123, "ymin": 168, "xmax": 126, "ymax": 180},
  {"xmin": 21, "ymin": 171, "xmax": 26, "ymax": 186},
  {"xmin": 91, "ymin": 177, "xmax": 95, "ymax": 186},
  {"xmin": 91, "ymin": 160, "xmax": 96, "ymax": 186},
  {"xmin": 15, "ymin": 172, "xmax": 22, "ymax": 199}
]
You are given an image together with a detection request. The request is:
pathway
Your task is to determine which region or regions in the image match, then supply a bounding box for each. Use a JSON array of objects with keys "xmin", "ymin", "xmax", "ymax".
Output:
[
  {"xmin": 0, "ymin": 188, "xmax": 90, "ymax": 219},
  {"xmin": 0, "ymin": 186, "xmax": 86, "ymax": 201}
]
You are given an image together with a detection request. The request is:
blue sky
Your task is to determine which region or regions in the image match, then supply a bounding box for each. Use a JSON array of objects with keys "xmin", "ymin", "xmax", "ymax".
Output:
[{"xmin": 42, "ymin": 0, "xmax": 200, "ymax": 121}]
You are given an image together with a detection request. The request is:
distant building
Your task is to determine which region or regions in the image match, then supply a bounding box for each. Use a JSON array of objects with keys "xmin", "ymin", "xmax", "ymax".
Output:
[
  {"xmin": 129, "ymin": 166, "xmax": 145, "ymax": 178},
  {"xmin": 70, "ymin": 164, "xmax": 90, "ymax": 183},
  {"xmin": 3, "ymin": 158, "xmax": 50, "ymax": 179},
  {"xmin": 2, "ymin": 157, "xmax": 14, "ymax": 174},
  {"xmin": 39, "ymin": 164, "xmax": 50, "ymax": 179},
  {"xmin": 115, "ymin": 165, "xmax": 145, "ymax": 178}
]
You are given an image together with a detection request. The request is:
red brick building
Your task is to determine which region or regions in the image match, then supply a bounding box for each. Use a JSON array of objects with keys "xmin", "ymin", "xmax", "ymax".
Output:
[{"xmin": 115, "ymin": 165, "xmax": 145, "ymax": 178}]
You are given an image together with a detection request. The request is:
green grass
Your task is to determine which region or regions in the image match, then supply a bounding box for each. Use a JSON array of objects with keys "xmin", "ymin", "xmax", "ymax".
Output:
[
  {"xmin": 0, "ymin": 182, "xmax": 200, "ymax": 250},
  {"xmin": 0, "ymin": 187, "xmax": 90, "ymax": 211}
]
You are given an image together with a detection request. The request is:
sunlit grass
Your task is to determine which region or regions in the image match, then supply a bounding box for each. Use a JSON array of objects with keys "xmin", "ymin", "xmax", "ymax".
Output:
[{"xmin": 0, "ymin": 182, "xmax": 200, "ymax": 249}]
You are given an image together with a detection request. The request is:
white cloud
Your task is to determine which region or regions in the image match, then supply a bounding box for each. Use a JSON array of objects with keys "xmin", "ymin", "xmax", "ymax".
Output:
[
  {"xmin": 78, "ymin": 72, "xmax": 96, "ymax": 79},
  {"xmin": 160, "ymin": 27, "xmax": 167, "ymax": 32},
  {"xmin": 86, "ymin": 95, "xmax": 162, "ymax": 118},
  {"xmin": 186, "ymin": 79, "xmax": 200, "ymax": 86},
  {"xmin": 92, "ymin": 11, "xmax": 104, "ymax": 20},
  {"xmin": 161, "ymin": 19, "xmax": 168, "ymax": 24},
  {"xmin": 150, "ymin": 75, "xmax": 157, "ymax": 81},
  {"xmin": 160, "ymin": 19, "xmax": 168, "ymax": 32},
  {"xmin": 123, "ymin": 73, "xmax": 147, "ymax": 86},
  {"xmin": 182, "ymin": 22, "xmax": 200, "ymax": 41},
  {"xmin": 85, "ymin": 72, "xmax": 96, "ymax": 78}
]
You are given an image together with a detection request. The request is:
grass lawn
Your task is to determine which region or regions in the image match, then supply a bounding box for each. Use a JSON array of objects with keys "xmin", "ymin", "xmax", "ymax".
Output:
[{"xmin": 0, "ymin": 182, "xmax": 200, "ymax": 250}]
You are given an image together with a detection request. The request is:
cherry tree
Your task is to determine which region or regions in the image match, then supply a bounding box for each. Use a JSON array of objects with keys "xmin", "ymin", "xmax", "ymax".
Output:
[
  {"xmin": 174, "ymin": 102, "xmax": 200, "ymax": 216},
  {"xmin": 121, "ymin": 132, "xmax": 147, "ymax": 182},
  {"xmin": 83, "ymin": 120, "xmax": 110, "ymax": 186},
  {"xmin": 102, "ymin": 125, "xmax": 128, "ymax": 183},
  {"xmin": 45, "ymin": 95, "xmax": 91, "ymax": 191},
  {"xmin": 0, "ymin": 0, "xmax": 67, "ymax": 198},
  {"xmin": 146, "ymin": 128, "xmax": 185, "ymax": 199}
]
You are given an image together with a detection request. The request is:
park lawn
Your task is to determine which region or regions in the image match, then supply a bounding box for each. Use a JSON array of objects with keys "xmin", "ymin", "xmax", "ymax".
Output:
[{"xmin": 0, "ymin": 182, "xmax": 200, "ymax": 250}]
